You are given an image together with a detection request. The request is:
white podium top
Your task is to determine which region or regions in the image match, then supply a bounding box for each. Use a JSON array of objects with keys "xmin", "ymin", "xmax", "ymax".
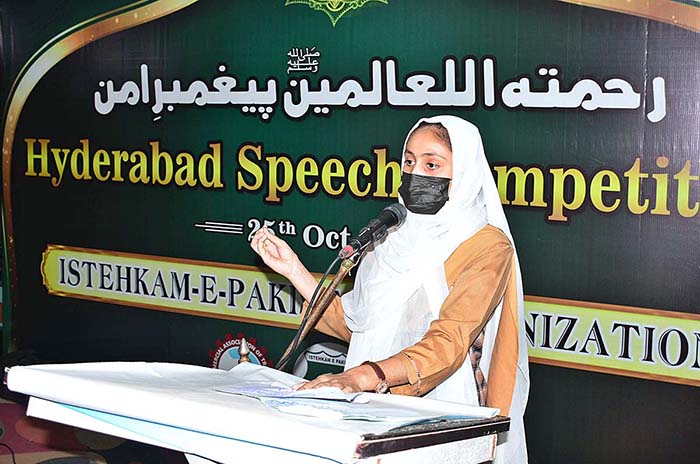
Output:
[{"xmin": 6, "ymin": 362, "xmax": 502, "ymax": 464}]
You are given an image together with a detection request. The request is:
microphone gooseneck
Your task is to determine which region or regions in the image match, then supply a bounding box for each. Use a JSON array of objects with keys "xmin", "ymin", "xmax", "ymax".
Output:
[
  {"xmin": 278, "ymin": 204, "xmax": 406, "ymax": 370},
  {"xmin": 338, "ymin": 203, "xmax": 407, "ymax": 259}
]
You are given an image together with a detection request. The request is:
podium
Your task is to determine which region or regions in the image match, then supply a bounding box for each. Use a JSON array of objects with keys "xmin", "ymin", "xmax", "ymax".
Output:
[{"xmin": 5, "ymin": 362, "xmax": 509, "ymax": 464}]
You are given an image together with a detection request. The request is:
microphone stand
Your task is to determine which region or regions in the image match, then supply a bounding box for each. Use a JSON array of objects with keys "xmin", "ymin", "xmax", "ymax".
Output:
[{"xmin": 276, "ymin": 251, "xmax": 364, "ymax": 370}]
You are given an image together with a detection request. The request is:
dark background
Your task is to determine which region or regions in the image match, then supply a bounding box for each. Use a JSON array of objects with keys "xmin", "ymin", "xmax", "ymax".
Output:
[{"xmin": 2, "ymin": 0, "xmax": 699, "ymax": 462}]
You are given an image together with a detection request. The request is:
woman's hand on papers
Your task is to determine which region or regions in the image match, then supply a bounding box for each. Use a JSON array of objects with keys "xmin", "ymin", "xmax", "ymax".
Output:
[
  {"xmin": 296, "ymin": 356, "xmax": 411, "ymax": 394},
  {"xmin": 295, "ymin": 364, "xmax": 378, "ymax": 393}
]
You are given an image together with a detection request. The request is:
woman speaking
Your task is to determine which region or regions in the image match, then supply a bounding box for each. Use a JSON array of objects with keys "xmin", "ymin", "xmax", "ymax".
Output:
[{"xmin": 251, "ymin": 115, "xmax": 529, "ymax": 463}]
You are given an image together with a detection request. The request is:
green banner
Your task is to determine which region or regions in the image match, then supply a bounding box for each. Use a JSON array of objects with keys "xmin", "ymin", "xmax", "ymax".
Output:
[{"xmin": 2, "ymin": 1, "xmax": 700, "ymax": 462}]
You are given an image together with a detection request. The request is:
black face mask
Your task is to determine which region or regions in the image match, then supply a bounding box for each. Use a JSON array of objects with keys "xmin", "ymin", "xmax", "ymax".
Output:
[{"xmin": 398, "ymin": 172, "xmax": 451, "ymax": 215}]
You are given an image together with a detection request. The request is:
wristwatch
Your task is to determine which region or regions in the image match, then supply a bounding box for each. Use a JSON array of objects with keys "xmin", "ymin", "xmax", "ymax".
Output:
[{"xmin": 362, "ymin": 361, "xmax": 389, "ymax": 394}]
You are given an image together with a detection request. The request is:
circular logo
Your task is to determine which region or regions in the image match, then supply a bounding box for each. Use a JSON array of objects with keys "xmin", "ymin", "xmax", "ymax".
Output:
[{"xmin": 209, "ymin": 333, "xmax": 270, "ymax": 370}]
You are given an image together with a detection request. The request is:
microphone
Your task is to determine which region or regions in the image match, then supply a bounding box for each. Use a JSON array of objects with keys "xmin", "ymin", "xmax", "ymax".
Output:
[{"xmin": 338, "ymin": 203, "xmax": 407, "ymax": 259}]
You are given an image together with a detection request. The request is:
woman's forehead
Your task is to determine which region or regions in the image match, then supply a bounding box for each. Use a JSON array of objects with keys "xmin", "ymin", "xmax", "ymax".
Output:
[{"xmin": 405, "ymin": 128, "xmax": 452, "ymax": 153}]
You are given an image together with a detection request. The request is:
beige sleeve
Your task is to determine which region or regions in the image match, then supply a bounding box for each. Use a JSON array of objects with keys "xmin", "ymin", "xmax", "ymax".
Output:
[
  {"xmin": 391, "ymin": 228, "xmax": 513, "ymax": 396},
  {"xmin": 312, "ymin": 295, "xmax": 352, "ymax": 343}
]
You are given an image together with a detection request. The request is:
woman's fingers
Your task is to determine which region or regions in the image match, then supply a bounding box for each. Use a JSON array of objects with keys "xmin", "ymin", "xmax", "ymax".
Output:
[
  {"xmin": 250, "ymin": 227, "xmax": 299, "ymax": 278},
  {"xmin": 296, "ymin": 373, "xmax": 362, "ymax": 393},
  {"xmin": 262, "ymin": 230, "xmax": 294, "ymax": 260},
  {"xmin": 250, "ymin": 227, "xmax": 268, "ymax": 255},
  {"xmin": 297, "ymin": 374, "xmax": 335, "ymax": 390},
  {"xmin": 263, "ymin": 229, "xmax": 287, "ymax": 247},
  {"xmin": 264, "ymin": 239, "xmax": 287, "ymax": 264},
  {"xmin": 251, "ymin": 227, "xmax": 278, "ymax": 260},
  {"xmin": 296, "ymin": 376, "xmax": 325, "ymax": 390}
]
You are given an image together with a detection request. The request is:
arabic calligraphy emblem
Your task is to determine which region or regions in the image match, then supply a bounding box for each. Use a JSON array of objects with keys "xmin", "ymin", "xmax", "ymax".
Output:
[{"xmin": 285, "ymin": 0, "xmax": 388, "ymax": 26}]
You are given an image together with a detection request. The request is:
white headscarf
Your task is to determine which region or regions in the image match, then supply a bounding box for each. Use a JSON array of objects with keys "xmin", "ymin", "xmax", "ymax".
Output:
[
  {"xmin": 343, "ymin": 115, "xmax": 513, "ymax": 333},
  {"xmin": 342, "ymin": 115, "xmax": 529, "ymax": 463}
]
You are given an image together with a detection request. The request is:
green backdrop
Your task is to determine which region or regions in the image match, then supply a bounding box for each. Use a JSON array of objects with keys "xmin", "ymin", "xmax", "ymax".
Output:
[{"xmin": 2, "ymin": 1, "xmax": 700, "ymax": 462}]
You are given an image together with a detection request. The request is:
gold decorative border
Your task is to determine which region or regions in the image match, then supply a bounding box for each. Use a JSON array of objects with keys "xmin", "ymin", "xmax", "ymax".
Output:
[
  {"xmin": 527, "ymin": 295, "xmax": 700, "ymax": 322},
  {"xmin": 1, "ymin": 0, "xmax": 199, "ymax": 349},
  {"xmin": 557, "ymin": 0, "xmax": 700, "ymax": 32},
  {"xmin": 529, "ymin": 356, "xmax": 700, "ymax": 387}
]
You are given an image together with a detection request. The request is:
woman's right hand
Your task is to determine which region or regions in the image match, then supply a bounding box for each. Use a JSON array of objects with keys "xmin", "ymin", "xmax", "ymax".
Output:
[
  {"xmin": 250, "ymin": 226, "xmax": 300, "ymax": 279},
  {"xmin": 251, "ymin": 226, "xmax": 320, "ymax": 303}
]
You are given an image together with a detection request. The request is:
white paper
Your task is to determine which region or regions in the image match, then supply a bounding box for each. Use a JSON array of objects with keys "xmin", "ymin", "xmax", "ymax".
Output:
[{"xmin": 214, "ymin": 383, "xmax": 370, "ymax": 403}]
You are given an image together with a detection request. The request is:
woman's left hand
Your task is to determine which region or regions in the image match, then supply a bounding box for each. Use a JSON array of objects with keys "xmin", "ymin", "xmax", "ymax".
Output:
[{"xmin": 295, "ymin": 365, "xmax": 376, "ymax": 393}]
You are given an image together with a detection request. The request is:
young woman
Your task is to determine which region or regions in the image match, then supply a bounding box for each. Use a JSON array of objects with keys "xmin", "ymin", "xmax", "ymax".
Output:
[{"xmin": 251, "ymin": 115, "xmax": 529, "ymax": 462}]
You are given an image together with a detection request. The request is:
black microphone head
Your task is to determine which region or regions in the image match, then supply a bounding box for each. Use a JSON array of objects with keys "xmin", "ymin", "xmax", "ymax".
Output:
[
  {"xmin": 341, "ymin": 203, "xmax": 408, "ymax": 258},
  {"xmin": 380, "ymin": 203, "xmax": 407, "ymax": 229}
]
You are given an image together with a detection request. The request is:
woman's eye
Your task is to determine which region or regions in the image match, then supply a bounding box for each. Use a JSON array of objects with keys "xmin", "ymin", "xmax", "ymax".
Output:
[
  {"xmin": 426, "ymin": 162, "xmax": 439, "ymax": 170},
  {"xmin": 404, "ymin": 159, "xmax": 415, "ymax": 166}
]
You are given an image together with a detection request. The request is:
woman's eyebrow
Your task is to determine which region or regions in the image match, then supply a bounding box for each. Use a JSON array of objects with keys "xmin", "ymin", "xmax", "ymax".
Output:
[
  {"xmin": 421, "ymin": 151, "xmax": 448, "ymax": 160},
  {"xmin": 404, "ymin": 149, "xmax": 448, "ymax": 160}
]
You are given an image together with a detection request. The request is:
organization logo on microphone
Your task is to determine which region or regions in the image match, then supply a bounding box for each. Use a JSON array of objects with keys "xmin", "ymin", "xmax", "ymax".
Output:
[
  {"xmin": 209, "ymin": 333, "xmax": 270, "ymax": 370},
  {"xmin": 292, "ymin": 342, "xmax": 348, "ymax": 379}
]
